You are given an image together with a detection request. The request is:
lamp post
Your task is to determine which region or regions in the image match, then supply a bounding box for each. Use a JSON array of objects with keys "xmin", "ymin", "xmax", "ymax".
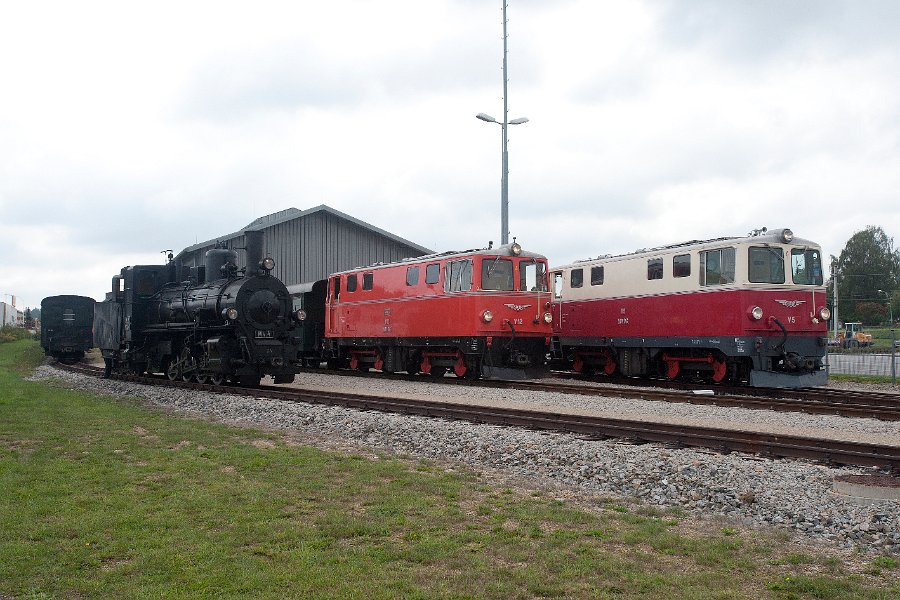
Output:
[
  {"xmin": 476, "ymin": 0, "xmax": 528, "ymax": 246},
  {"xmin": 877, "ymin": 290, "xmax": 893, "ymax": 326}
]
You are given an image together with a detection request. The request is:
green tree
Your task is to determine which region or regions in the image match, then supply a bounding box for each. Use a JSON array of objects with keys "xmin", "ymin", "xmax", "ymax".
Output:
[{"xmin": 828, "ymin": 226, "xmax": 900, "ymax": 324}]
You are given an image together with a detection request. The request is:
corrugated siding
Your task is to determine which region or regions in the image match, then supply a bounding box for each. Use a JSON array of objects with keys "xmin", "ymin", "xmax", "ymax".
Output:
[{"xmin": 177, "ymin": 213, "xmax": 426, "ymax": 286}]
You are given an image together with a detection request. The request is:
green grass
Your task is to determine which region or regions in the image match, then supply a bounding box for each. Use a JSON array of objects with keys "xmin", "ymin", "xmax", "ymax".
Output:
[{"xmin": 1, "ymin": 339, "xmax": 898, "ymax": 599}]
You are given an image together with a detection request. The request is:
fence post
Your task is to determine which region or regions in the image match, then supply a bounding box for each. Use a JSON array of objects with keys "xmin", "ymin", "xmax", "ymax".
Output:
[{"xmin": 892, "ymin": 328, "xmax": 896, "ymax": 386}]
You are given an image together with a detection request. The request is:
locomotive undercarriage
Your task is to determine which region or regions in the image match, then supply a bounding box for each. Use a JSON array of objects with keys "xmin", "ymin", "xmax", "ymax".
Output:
[
  {"xmin": 107, "ymin": 326, "xmax": 295, "ymax": 386},
  {"xmin": 327, "ymin": 336, "xmax": 548, "ymax": 380},
  {"xmin": 557, "ymin": 334, "xmax": 827, "ymax": 387}
]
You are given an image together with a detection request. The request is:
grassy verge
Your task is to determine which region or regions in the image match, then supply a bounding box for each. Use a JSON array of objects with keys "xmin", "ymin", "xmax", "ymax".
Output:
[
  {"xmin": 2, "ymin": 339, "xmax": 898, "ymax": 599},
  {"xmin": 828, "ymin": 373, "xmax": 898, "ymax": 385}
]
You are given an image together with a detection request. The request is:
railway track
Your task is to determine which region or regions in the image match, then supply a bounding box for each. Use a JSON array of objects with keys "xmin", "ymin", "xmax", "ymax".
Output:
[
  {"xmin": 287, "ymin": 366, "xmax": 900, "ymax": 422},
  {"xmin": 549, "ymin": 371, "xmax": 900, "ymax": 421},
  {"xmin": 55, "ymin": 363, "xmax": 900, "ymax": 471}
]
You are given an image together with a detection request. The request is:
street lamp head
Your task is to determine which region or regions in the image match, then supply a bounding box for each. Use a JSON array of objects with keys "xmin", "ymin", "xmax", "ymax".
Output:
[
  {"xmin": 509, "ymin": 117, "xmax": 529, "ymax": 125},
  {"xmin": 476, "ymin": 113, "xmax": 498, "ymax": 123}
]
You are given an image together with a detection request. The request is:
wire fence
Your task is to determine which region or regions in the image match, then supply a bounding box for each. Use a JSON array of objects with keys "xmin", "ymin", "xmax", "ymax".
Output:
[{"xmin": 826, "ymin": 347, "xmax": 898, "ymax": 384}]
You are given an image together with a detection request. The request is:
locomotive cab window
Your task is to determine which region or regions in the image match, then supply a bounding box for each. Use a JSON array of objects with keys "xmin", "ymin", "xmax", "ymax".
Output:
[
  {"xmin": 570, "ymin": 268, "xmax": 583, "ymax": 289},
  {"xmin": 748, "ymin": 247, "xmax": 785, "ymax": 284},
  {"xmin": 791, "ymin": 248, "xmax": 824, "ymax": 285},
  {"xmin": 136, "ymin": 271, "xmax": 160, "ymax": 297},
  {"xmin": 363, "ymin": 272, "xmax": 373, "ymax": 291},
  {"xmin": 406, "ymin": 266, "xmax": 419, "ymax": 286},
  {"xmin": 425, "ymin": 263, "xmax": 440, "ymax": 285},
  {"xmin": 673, "ymin": 254, "xmax": 690, "ymax": 278},
  {"xmin": 520, "ymin": 260, "xmax": 548, "ymax": 292},
  {"xmin": 482, "ymin": 258, "xmax": 514, "ymax": 291},
  {"xmin": 553, "ymin": 272, "xmax": 563, "ymax": 298},
  {"xmin": 647, "ymin": 258, "xmax": 663, "ymax": 280},
  {"xmin": 347, "ymin": 274, "xmax": 358, "ymax": 293},
  {"xmin": 590, "ymin": 266, "xmax": 604, "ymax": 286},
  {"xmin": 445, "ymin": 259, "xmax": 473, "ymax": 292},
  {"xmin": 332, "ymin": 278, "xmax": 340, "ymax": 301},
  {"xmin": 700, "ymin": 248, "xmax": 736, "ymax": 286}
]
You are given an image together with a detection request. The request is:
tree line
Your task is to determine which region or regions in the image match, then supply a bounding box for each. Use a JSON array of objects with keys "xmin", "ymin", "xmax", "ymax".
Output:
[{"xmin": 827, "ymin": 225, "xmax": 900, "ymax": 326}]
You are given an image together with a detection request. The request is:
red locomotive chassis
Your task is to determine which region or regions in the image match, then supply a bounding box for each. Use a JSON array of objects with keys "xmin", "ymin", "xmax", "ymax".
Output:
[{"xmin": 325, "ymin": 243, "xmax": 553, "ymax": 379}]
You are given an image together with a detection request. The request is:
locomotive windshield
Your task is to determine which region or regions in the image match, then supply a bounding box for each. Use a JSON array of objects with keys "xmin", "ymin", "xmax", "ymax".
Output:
[
  {"xmin": 791, "ymin": 248, "xmax": 824, "ymax": 285},
  {"xmin": 520, "ymin": 260, "xmax": 548, "ymax": 292},
  {"xmin": 482, "ymin": 258, "xmax": 514, "ymax": 290},
  {"xmin": 748, "ymin": 247, "xmax": 786, "ymax": 284}
]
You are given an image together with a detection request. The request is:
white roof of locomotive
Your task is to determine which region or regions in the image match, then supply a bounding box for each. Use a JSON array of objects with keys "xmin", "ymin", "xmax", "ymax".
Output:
[{"xmin": 556, "ymin": 228, "xmax": 820, "ymax": 270}]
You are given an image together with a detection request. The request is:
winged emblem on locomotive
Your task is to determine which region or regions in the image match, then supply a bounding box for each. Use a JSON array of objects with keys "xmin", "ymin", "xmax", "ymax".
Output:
[
  {"xmin": 503, "ymin": 303, "xmax": 532, "ymax": 311},
  {"xmin": 774, "ymin": 299, "xmax": 806, "ymax": 308}
]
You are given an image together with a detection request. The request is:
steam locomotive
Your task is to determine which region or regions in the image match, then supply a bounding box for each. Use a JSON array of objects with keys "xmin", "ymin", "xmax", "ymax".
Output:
[{"xmin": 94, "ymin": 230, "xmax": 302, "ymax": 386}]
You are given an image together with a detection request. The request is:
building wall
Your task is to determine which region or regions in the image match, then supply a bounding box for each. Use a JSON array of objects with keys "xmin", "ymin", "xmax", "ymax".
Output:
[
  {"xmin": 0, "ymin": 302, "xmax": 17, "ymax": 326},
  {"xmin": 178, "ymin": 208, "xmax": 429, "ymax": 286}
]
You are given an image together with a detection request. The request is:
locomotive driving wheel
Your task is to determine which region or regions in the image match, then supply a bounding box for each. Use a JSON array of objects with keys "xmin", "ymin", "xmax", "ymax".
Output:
[
  {"xmin": 166, "ymin": 359, "xmax": 180, "ymax": 381},
  {"xmin": 180, "ymin": 349, "xmax": 196, "ymax": 382},
  {"xmin": 211, "ymin": 373, "xmax": 225, "ymax": 386}
]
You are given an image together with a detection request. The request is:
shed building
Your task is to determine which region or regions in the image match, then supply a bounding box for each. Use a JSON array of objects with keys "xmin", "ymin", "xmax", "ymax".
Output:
[{"xmin": 175, "ymin": 205, "xmax": 432, "ymax": 286}]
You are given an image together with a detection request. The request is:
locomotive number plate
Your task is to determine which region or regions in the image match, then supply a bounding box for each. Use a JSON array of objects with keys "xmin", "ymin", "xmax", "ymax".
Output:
[{"xmin": 255, "ymin": 330, "xmax": 275, "ymax": 339}]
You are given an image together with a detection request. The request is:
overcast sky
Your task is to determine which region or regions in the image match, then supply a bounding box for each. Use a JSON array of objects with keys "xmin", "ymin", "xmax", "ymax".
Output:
[{"xmin": 2, "ymin": 0, "xmax": 899, "ymax": 309}]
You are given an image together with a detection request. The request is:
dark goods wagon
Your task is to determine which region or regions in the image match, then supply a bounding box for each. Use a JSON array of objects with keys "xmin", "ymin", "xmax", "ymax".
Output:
[
  {"xmin": 40, "ymin": 295, "xmax": 95, "ymax": 363},
  {"xmin": 95, "ymin": 230, "xmax": 303, "ymax": 386}
]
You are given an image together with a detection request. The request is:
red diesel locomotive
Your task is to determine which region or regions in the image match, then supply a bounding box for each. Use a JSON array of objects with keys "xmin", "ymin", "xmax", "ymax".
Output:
[
  {"xmin": 550, "ymin": 228, "xmax": 830, "ymax": 387},
  {"xmin": 321, "ymin": 242, "xmax": 553, "ymax": 379}
]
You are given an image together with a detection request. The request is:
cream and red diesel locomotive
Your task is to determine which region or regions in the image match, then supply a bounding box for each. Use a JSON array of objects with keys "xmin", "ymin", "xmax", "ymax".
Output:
[
  {"xmin": 310, "ymin": 242, "xmax": 553, "ymax": 379},
  {"xmin": 549, "ymin": 228, "xmax": 829, "ymax": 387}
]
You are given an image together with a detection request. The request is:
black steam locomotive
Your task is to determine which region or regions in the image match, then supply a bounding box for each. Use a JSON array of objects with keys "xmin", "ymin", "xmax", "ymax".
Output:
[
  {"xmin": 94, "ymin": 230, "xmax": 301, "ymax": 386},
  {"xmin": 40, "ymin": 294, "xmax": 95, "ymax": 363}
]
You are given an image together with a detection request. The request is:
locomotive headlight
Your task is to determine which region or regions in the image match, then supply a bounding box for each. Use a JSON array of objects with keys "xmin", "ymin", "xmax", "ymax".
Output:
[
  {"xmin": 223, "ymin": 307, "xmax": 239, "ymax": 321},
  {"xmin": 749, "ymin": 306, "xmax": 764, "ymax": 321},
  {"xmin": 294, "ymin": 309, "xmax": 307, "ymax": 321},
  {"xmin": 543, "ymin": 312, "xmax": 553, "ymax": 324},
  {"xmin": 481, "ymin": 310, "xmax": 494, "ymax": 323},
  {"xmin": 780, "ymin": 228, "xmax": 794, "ymax": 243},
  {"xmin": 819, "ymin": 307, "xmax": 831, "ymax": 321},
  {"xmin": 510, "ymin": 242, "xmax": 522, "ymax": 256},
  {"xmin": 260, "ymin": 257, "xmax": 276, "ymax": 271}
]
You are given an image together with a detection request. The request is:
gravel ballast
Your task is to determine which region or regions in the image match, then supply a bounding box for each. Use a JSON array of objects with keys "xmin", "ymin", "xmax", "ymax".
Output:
[{"xmin": 31, "ymin": 364, "xmax": 900, "ymax": 555}]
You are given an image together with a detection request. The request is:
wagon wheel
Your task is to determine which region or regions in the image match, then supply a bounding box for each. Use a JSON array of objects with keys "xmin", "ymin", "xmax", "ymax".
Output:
[{"xmin": 211, "ymin": 373, "xmax": 225, "ymax": 386}]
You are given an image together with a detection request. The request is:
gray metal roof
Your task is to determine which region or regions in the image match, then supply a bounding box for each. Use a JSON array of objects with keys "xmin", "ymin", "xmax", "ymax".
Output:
[{"xmin": 177, "ymin": 204, "xmax": 432, "ymax": 258}]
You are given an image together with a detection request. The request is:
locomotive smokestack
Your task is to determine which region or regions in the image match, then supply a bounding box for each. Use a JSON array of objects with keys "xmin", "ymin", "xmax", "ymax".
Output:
[{"xmin": 244, "ymin": 229, "xmax": 264, "ymax": 275}]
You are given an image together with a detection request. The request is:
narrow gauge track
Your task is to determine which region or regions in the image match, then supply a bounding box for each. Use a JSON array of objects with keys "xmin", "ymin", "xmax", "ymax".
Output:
[
  {"xmin": 550, "ymin": 371, "xmax": 900, "ymax": 421},
  {"xmin": 55, "ymin": 363, "xmax": 900, "ymax": 471},
  {"xmin": 294, "ymin": 366, "xmax": 900, "ymax": 421}
]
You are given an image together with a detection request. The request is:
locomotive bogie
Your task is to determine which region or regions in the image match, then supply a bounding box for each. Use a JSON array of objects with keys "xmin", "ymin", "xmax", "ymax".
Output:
[{"xmin": 552, "ymin": 228, "xmax": 829, "ymax": 387}]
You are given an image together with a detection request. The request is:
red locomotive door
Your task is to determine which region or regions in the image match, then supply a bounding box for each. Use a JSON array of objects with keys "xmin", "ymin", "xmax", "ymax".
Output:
[{"xmin": 327, "ymin": 277, "xmax": 341, "ymax": 335}]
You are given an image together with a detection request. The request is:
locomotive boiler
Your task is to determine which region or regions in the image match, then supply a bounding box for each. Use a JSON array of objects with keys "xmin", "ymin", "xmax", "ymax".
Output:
[{"xmin": 95, "ymin": 230, "xmax": 302, "ymax": 386}]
